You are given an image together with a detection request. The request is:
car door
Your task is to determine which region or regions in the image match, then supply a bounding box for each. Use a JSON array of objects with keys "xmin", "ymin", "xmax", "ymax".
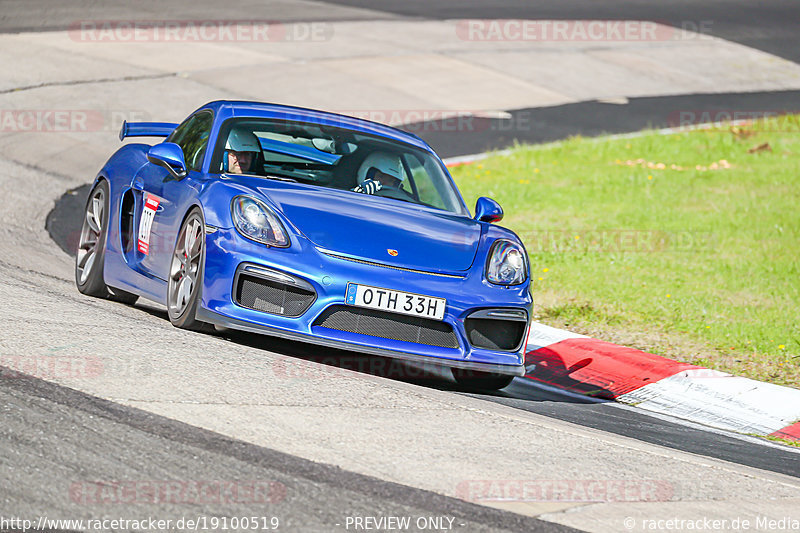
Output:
[{"xmin": 132, "ymin": 110, "xmax": 213, "ymax": 280}]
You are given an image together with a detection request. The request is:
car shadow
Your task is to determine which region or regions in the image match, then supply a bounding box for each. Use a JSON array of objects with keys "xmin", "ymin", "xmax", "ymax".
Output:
[
  {"xmin": 522, "ymin": 346, "xmax": 617, "ymax": 401},
  {"xmin": 129, "ymin": 301, "xmax": 597, "ymax": 403}
]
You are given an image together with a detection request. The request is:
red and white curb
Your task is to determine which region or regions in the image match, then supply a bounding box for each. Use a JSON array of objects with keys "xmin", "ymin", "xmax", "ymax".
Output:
[{"xmin": 524, "ymin": 323, "xmax": 800, "ymax": 442}]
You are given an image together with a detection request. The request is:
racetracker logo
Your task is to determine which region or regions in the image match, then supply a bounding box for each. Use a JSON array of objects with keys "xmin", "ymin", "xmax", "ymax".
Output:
[
  {"xmin": 521, "ymin": 229, "xmax": 715, "ymax": 254},
  {"xmin": 455, "ymin": 19, "xmax": 713, "ymax": 42},
  {"xmin": 271, "ymin": 355, "xmax": 445, "ymax": 381},
  {"xmin": 333, "ymin": 109, "xmax": 531, "ymax": 135},
  {"xmin": 1, "ymin": 354, "xmax": 152, "ymax": 380},
  {"xmin": 0, "ymin": 109, "xmax": 149, "ymax": 133},
  {"xmin": 1, "ymin": 355, "xmax": 103, "ymax": 379},
  {"xmin": 69, "ymin": 480, "xmax": 286, "ymax": 505},
  {"xmin": 69, "ymin": 20, "xmax": 333, "ymax": 42},
  {"xmin": 456, "ymin": 479, "xmax": 674, "ymax": 503},
  {"xmin": 0, "ymin": 110, "xmax": 103, "ymax": 133},
  {"xmin": 666, "ymin": 110, "xmax": 798, "ymax": 131}
]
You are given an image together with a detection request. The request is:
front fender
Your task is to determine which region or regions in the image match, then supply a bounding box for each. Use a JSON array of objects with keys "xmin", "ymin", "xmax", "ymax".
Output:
[
  {"xmin": 476, "ymin": 223, "xmax": 532, "ymax": 294},
  {"xmin": 197, "ymin": 178, "xmax": 300, "ymax": 238}
]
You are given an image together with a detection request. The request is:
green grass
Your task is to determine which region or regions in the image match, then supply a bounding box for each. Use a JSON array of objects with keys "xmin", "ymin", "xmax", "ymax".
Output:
[
  {"xmin": 451, "ymin": 115, "xmax": 800, "ymax": 387},
  {"xmin": 763, "ymin": 435, "xmax": 800, "ymax": 448}
]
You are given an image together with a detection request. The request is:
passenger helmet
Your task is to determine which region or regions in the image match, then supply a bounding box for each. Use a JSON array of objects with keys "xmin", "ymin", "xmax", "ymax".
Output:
[{"xmin": 357, "ymin": 151, "xmax": 405, "ymax": 185}]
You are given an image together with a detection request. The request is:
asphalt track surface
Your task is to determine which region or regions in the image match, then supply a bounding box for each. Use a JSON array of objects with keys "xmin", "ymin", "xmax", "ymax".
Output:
[
  {"xmin": 1, "ymin": 369, "xmax": 575, "ymax": 533},
  {"xmin": 406, "ymin": 90, "xmax": 800, "ymax": 159},
  {"xmin": 6, "ymin": 0, "xmax": 800, "ymax": 530}
]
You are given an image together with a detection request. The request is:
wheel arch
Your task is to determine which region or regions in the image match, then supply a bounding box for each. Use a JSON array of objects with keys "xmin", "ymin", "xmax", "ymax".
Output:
[
  {"xmin": 169, "ymin": 203, "xmax": 208, "ymax": 260},
  {"xmin": 178, "ymin": 202, "xmax": 207, "ymax": 233}
]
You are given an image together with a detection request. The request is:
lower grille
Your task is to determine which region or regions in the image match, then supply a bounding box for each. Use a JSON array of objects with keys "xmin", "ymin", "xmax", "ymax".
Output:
[
  {"xmin": 465, "ymin": 317, "xmax": 526, "ymax": 351},
  {"xmin": 235, "ymin": 274, "xmax": 315, "ymax": 317},
  {"xmin": 313, "ymin": 306, "xmax": 459, "ymax": 349}
]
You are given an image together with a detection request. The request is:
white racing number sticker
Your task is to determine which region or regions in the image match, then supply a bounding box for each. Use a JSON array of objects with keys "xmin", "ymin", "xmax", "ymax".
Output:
[
  {"xmin": 137, "ymin": 193, "xmax": 160, "ymax": 255},
  {"xmin": 345, "ymin": 283, "xmax": 446, "ymax": 321}
]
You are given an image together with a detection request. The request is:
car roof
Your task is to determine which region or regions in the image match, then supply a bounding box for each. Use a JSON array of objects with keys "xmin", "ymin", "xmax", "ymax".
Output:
[{"xmin": 198, "ymin": 100, "xmax": 432, "ymax": 153}]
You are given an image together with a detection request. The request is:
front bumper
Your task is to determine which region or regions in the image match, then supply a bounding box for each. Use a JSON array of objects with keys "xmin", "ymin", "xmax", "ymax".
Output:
[{"xmin": 200, "ymin": 228, "xmax": 531, "ymax": 377}]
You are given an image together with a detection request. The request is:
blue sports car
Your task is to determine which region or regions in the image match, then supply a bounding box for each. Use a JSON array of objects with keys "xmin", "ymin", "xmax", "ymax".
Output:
[{"xmin": 75, "ymin": 101, "xmax": 531, "ymax": 390}]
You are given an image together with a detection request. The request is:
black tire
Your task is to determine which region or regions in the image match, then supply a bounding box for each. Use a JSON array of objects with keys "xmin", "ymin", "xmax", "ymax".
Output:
[
  {"xmin": 452, "ymin": 368, "xmax": 515, "ymax": 391},
  {"xmin": 75, "ymin": 180, "xmax": 138, "ymax": 305},
  {"xmin": 167, "ymin": 208, "xmax": 212, "ymax": 332}
]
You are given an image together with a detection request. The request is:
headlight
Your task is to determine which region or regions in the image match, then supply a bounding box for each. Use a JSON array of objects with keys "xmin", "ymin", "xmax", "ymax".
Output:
[
  {"xmin": 486, "ymin": 240, "xmax": 527, "ymax": 285},
  {"xmin": 231, "ymin": 196, "xmax": 289, "ymax": 247}
]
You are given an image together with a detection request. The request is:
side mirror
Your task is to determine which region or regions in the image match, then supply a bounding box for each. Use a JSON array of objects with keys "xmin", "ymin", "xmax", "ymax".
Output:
[
  {"xmin": 474, "ymin": 197, "xmax": 503, "ymax": 223},
  {"xmin": 147, "ymin": 142, "xmax": 187, "ymax": 179}
]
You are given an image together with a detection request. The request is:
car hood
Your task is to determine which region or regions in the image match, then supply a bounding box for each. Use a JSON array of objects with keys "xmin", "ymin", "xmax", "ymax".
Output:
[{"xmin": 253, "ymin": 181, "xmax": 481, "ymax": 273}]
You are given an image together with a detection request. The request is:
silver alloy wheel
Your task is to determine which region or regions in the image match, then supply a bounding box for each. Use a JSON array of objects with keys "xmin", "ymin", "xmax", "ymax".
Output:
[
  {"xmin": 168, "ymin": 215, "xmax": 203, "ymax": 317},
  {"xmin": 76, "ymin": 187, "xmax": 105, "ymax": 285}
]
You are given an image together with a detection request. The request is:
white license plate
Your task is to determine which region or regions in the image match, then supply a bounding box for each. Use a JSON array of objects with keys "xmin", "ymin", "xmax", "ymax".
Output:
[{"xmin": 345, "ymin": 283, "xmax": 446, "ymax": 321}]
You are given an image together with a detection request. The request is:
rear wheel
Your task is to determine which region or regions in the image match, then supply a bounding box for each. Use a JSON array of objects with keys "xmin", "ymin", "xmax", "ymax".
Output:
[
  {"xmin": 75, "ymin": 180, "xmax": 138, "ymax": 304},
  {"xmin": 452, "ymin": 368, "xmax": 515, "ymax": 391},
  {"xmin": 167, "ymin": 208, "xmax": 212, "ymax": 331}
]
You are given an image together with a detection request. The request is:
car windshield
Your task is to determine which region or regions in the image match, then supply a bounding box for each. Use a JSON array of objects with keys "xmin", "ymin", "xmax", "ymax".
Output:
[{"xmin": 212, "ymin": 118, "xmax": 467, "ymax": 215}]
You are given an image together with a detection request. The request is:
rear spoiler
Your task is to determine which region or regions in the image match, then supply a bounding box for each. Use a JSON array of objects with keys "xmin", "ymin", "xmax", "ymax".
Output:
[{"xmin": 119, "ymin": 120, "xmax": 178, "ymax": 141}]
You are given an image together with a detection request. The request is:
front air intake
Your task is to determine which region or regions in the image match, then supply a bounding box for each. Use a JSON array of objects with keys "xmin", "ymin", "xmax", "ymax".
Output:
[
  {"xmin": 234, "ymin": 265, "xmax": 316, "ymax": 317},
  {"xmin": 464, "ymin": 309, "xmax": 528, "ymax": 351},
  {"xmin": 313, "ymin": 306, "xmax": 459, "ymax": 349}
]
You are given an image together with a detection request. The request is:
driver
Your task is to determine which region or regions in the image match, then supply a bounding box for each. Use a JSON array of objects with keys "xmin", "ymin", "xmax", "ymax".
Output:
[
  {"xmin": 224, "ymin": 127, "xmax": 261, "ymax": 174},
  {"xmin": 352, "ymin": 152, "xmax": 405, "ymax": 194}
]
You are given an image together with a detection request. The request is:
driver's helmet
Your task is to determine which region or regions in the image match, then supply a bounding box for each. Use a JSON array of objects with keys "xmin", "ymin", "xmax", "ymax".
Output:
[
  {"xmin": 357, "ymin": 151, "xmax": 405, "ymax": 186},
  {"xmin": 224, "ymin": 127, "xmax": 261, "ymax": 172}
]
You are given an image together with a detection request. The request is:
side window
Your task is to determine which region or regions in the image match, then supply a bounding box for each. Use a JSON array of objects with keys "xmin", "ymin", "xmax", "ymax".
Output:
[
  {"xmin": 168, "ymin": 111, "xmax": 213, "ymax": 171},
  {"xmin": 403, "ymin": 155, "xmax": 446, "ymax": 209}
]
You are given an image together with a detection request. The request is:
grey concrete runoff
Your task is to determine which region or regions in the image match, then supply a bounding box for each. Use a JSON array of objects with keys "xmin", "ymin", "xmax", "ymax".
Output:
[
  {"xmin": 315, "ymin": 0, "xmax": 800, "ymax": 64},
  {"xmin": 3, "ymin": 3, "xmax": 800, "ymax": 532},
  {"xmin": 2, "ymin": 0, "xmax": 799, "ymax": 66},
  {"xmin": 0, "ymin": 0, "xmax": 394, "ymax": 33}
]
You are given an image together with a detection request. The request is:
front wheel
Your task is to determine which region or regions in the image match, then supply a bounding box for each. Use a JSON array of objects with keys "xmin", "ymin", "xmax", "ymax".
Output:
[
  {"xmin": 452, "ymin": 368, "xmax": 515, "ymax": 391},
  {"xmin": 167, "ymin": 208, "xmax": 211, "ymax": 331}
]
